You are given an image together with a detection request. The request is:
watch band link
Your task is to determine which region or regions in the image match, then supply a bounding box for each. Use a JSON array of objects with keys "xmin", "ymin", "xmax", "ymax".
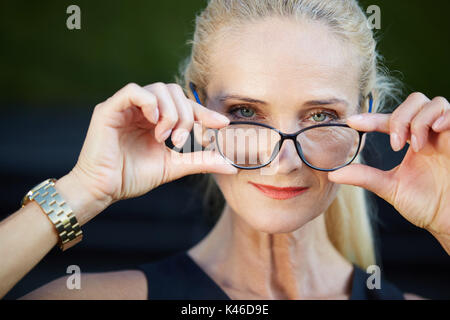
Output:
[{"xmin": 28, "ymin": 179, "xmax": 83, "ymax": 251}]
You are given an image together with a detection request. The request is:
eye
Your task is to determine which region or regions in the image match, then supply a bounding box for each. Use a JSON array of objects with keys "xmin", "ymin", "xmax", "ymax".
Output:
[
  {"xmin": 228, "ymin": 105, "xmax": 257, "ymax": 119},
  {"xmin": 308, "ymin": 110, "xmax": 339, "ymax": 123},
  {"xmin": 312, "ymin": 113, "xmax": 327, "ymax": 122}
]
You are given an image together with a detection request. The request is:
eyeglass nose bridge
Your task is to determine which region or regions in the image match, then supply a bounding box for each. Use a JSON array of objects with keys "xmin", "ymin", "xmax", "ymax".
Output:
[
  {"xmin": 271, "ymin": 131, "xmax": 305, "ymax": 166},
  {"xmin": 279, "ymin": 132, "xmax": 300, "ymax": 141}
]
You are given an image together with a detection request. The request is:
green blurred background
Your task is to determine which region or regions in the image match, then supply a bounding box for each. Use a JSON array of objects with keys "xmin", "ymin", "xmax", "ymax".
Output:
[{"xmin": 0, "ymin": 0, "xmax": 449, "ymax": 109}]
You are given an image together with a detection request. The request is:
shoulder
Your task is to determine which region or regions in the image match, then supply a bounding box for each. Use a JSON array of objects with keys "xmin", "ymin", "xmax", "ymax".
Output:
[
  {"xmin": 404, "ymin": 292, "xmax": 427, "ymax": 300},
  {"xmin": 18, "ymin": 269, "xmax": 147, "ymax": 300}
]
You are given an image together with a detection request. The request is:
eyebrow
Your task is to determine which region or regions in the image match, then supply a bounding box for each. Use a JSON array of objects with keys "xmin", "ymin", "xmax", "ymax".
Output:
[
  {"xmin": 216, "ymin": 94, "xmax": 267, "ymax": 105},
  {"xmin": 303, "ymin": 98, "xmax": 349, "ymax": 107},
  {"xmin": 215, "ymin": 94, "xmax": 349, "ymax": 108}
]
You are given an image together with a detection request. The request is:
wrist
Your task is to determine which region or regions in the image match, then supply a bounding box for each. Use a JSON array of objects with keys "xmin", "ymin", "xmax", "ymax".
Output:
[
  {"xmin": 55, "ymin": 170, "xmax": 112, "ymax": 226},
  {"xmin": 427, "ymin": 212, "xmax": 450, "ymax": 255},
  {"xmin": 429, "ymin": 231, "xmax": 450, "ymax": 255}
]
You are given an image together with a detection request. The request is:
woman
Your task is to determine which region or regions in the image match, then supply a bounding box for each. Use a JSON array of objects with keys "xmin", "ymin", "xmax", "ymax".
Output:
[{"xmin": 1, "ymin": 0, "xmax": 449, "ymax": 300}]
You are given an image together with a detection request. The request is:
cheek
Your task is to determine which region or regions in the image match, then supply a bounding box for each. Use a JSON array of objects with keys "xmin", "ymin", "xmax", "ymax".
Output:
[
  {"xmin": 212, "ymin": 173, "xmax": 231, "ymax": 190},
  {"xmin": 212, "ymin": 173, "xmax": 241, "ymax": 206},
  {"xmin": 213, "ymin": 172, "xmax": 268, "ymax": 219},
  {"xmin": 315, "ymin": 172, "xmax": 340, "ymax": 205}
]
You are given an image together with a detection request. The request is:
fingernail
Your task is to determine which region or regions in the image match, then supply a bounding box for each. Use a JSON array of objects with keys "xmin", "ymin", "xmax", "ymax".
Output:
[
  {"xmin": 172, "ymin": 129, "xmax": 189, "ymax": 148},
  {"xmin": 159, "ymin": 129, "xmax": 172, "ymax": 143},
  {"xmin": 212, "ymin": 112, "xmax": 230, "ymax": 124},
  {"xmin": 432, "ymin": 116, "xmax": 444, "ymax": 131},
  {"xmin": 411, "ymin": 134, "xmax": 420, "ymax": 152},
  {"xmin": 153, "ymin": 108, "xmax": 159, "ymax": 123},
  {"xmin": 391, "ymin": 132, "xmax": 401, "ymax": 152},
  {"xmin": 348, "ymin": 114, "xmax": 364, "ymax": 122}
]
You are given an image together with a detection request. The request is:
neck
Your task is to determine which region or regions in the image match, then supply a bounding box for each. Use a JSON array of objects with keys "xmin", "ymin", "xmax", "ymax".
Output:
[{"xmin": 188, "ymin": 203, "xmax": 354, "ymax": 299}]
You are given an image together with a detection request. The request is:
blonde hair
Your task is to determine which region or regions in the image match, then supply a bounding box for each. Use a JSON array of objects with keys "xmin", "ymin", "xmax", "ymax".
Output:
[{"xmin": 177, "ymin": 0, "xmax": 401, "ymax": 270}]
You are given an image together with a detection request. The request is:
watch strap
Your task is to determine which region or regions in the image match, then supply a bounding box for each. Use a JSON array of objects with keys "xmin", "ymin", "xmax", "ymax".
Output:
[{"xmin": 23, "ymin": 178, "xmax": 83, "ymax": 251}]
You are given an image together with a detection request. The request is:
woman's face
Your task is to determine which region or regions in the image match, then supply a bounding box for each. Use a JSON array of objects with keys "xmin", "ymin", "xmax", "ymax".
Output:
[{"xmin": 205, "ymin": 17, "xmax": 361, "ymax": 233}]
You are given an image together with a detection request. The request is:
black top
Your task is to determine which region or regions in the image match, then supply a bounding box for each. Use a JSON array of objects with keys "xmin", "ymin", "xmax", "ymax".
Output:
[{"xmin": 135, "ymin": 251, "xmax": 405, "ymax": 300}]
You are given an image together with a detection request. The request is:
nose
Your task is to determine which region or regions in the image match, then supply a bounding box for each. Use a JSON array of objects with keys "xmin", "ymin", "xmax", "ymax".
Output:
[{"xmin": 270, "ymin": 138, "xmax": 303, "ymax": 174}]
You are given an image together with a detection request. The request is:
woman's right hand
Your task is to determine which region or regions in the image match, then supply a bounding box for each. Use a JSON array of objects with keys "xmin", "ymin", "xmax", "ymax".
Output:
[{"xmin": 67, "ymin": 82, "xmax": 237, "ymax": 220}]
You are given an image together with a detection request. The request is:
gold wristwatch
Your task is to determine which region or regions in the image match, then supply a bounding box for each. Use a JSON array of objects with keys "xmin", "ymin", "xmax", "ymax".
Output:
[{"xmin": 21, "ymin": 178, "xmax": 83, "ymax": 251}]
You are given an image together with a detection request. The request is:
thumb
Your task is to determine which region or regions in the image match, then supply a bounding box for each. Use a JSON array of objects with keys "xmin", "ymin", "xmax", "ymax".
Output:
[
  {"xmin": 167, "ymin": 149, "xmax": 238, "ymax": 180},
  {"xmin": 328, "ymin": 163, "xmax": 395, "ymax": 201}
]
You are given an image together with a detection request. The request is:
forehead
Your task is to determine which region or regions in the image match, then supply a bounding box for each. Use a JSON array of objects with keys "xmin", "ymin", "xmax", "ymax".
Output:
[{"xmin": 207, "ymin": 17, "xmax": 360, "ymax": 104}]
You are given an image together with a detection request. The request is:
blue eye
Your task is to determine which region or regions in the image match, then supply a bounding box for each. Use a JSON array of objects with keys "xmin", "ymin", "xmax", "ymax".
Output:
[
  {"xmin": 239, "ymin": 108, "xmax": 255, "ymax": 117},
  {"xmin": 309, "ymin": 111, "xmax": 338, "ymax": 123},
  {"xmin": 312, "ymin": 113, "xmax": 327, "ymax": 122},
  {"xmin": 229, "ymin": 106, "xmax": 256, "ymax": 118}
]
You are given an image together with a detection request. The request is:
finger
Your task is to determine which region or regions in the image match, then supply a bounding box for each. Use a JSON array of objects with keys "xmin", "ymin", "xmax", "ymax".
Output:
[
  {"xmin": 328, "ymin": 163, "xmax": 396, "ymax": 202},
  {"xmin": 432, "ymin": 109, "xmax": 450, "ymax": 132},
  {"xmin": 346, "ymin": 113, "xmax": 391, "ymax": 134},
  {"xmin": 144, "ymin": 83, "xmax": 179, "ymax": 143},
  {"xmin": 410, "ymin": 96, "xmax": 450, "ymax": 152},
  {"xmin": 100, "ymin": 83, "xmax": 159, "ymax": 125},
  {"xmin": 167, "ymin": 149, "xmax": 238, "ymax": 180},
  {"xmin": 166, "ymin": 84, "xmax": 195, "ymax": 148},
  {"xmin": 389, "ymin": 92, "xmax": 430, "ymax": 151},
  {"xmin": 190, "ymin": 100, "xmax": 230, "ymax": 129},
  {"xmin": 346, "ymin": 112, "xmax": 416, "ymax": 152}
]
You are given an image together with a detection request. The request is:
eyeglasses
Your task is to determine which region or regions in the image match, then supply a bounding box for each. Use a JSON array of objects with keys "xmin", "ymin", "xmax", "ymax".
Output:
[
  {"xmin": 165, "ymin": 83, "xmax": 370, "ymax": 172},
  {"xmin": 211, "ymin": 121, "xmax": 365, "ymax": 171}
]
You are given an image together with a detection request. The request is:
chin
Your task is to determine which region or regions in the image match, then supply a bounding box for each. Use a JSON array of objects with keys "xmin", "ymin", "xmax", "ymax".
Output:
[{"xmin": 237, "ymin": 205, "xmax": 319, "ymax": 234}]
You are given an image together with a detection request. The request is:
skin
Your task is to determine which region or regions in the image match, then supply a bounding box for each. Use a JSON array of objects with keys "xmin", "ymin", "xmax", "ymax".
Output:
[{"xmin": 1, "ymin": 16, "xmax": 449, "ymax": 299}]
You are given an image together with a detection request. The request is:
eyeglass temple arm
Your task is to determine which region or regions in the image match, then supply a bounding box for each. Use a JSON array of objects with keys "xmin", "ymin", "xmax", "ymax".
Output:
[
  {"xmin": 368, "ymin": 92, "xmax": 374, "ymax": 113},
  {"xmin": 189, "ymin": 82, "xmax": 203, "ymax": 105}
]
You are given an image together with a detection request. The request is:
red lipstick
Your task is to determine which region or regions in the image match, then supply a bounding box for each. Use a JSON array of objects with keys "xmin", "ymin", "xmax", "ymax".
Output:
[{"xmin": 248, "ymin": 182, "xmax": 308, "ymax": 200}]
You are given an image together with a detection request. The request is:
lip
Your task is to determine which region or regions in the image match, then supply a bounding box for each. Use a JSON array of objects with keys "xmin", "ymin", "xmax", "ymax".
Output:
[{"xmin": 248, "ymin": 182, "xmax": 308, "ymax": 200}]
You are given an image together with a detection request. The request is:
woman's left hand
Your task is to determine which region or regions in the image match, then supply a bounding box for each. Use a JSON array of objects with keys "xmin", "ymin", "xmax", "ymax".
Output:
[{"xmin": 328, "ymin": 92, "xmax": 450, "ymax": 254}]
